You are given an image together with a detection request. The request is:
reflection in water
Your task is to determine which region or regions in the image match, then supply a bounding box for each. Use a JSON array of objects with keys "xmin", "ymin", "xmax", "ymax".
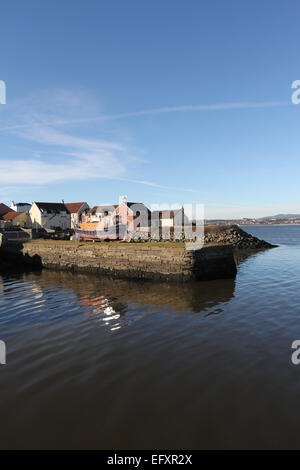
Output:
[
  {"xmin": 80, "ymin": 294, "xmax": 123, "ymax": 330},
  {"xmin": 234, "ymin": 248, "xmax": 266, "ymax": 266},
  {"xmin": 23, "ymin": 270, "xmax": 236, "ymax": 330},
  {"xmin": 0, "ymin": 269, "xmax": 237, "ymax": 333}
]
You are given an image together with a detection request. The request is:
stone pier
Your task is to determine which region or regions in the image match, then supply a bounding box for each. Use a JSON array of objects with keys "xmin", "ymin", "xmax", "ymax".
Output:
[{"xmin": 19, "ymin": 240, "xmax": 237, "ymax": 282}]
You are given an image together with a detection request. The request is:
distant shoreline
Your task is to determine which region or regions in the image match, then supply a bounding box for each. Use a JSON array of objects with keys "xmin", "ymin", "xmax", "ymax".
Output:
[{"xmin": 241, "ymin": 224, "xmax": 300, "ymax": 227}]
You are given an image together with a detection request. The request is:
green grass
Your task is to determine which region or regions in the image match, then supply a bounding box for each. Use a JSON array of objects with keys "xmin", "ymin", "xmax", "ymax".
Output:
[{"xmin": 28, "ymin": 239, "xmax": 185, "ymax": 249}]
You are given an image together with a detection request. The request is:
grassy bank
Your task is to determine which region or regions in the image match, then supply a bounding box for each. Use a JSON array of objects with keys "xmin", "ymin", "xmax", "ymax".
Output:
[{"xmin": 28, "ymin": 239, "xmax": 186, "ymax": 249}]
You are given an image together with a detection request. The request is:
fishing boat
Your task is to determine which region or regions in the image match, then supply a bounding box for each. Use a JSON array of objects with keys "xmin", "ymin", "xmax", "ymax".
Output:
[{"xmin": 75, "ymin": 221, "xmax": 127, "ymax": 241}]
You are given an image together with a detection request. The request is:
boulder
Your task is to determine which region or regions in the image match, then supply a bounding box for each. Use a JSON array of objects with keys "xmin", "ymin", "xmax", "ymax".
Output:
[{"xmin": 203, "ymin": 224, "xmax": 276, "ymax": 249}]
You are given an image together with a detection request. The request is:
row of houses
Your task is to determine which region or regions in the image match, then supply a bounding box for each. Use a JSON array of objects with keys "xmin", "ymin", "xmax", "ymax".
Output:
[
  {"xmin": 0, "ymin": 201, "xmax": 88, "ymax": 231},
  {"xmin": 0, "ymin": 197, "xmax": 189, "ymax": 233}
]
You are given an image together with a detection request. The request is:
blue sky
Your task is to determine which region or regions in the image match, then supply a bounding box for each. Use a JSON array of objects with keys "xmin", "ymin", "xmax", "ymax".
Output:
[{"xmin": 0, "ymin": 0, "xmax": 300, "ymax": 218}]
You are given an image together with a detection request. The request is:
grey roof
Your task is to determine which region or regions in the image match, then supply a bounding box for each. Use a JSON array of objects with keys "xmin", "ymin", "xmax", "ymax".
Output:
[
  {"xmin": 90, "ymin": 204, "xmax": 118, "ymax": 214},
  {"xmin": 126, "ymin": 202, "xmax": 150, "ymax": 211},
  {"xmin": 127, "ymin": 201, "xmax": 143, "ymax": 207},
  {"xmin": 35, "ymin": 202, "xmax": 70, "ymax": 214}
]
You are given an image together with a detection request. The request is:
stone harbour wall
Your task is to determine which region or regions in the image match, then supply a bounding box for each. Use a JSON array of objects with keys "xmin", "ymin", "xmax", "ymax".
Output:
[{"xmin": 20, "ymin": 240, "xmax": 237, "ymax": 282}]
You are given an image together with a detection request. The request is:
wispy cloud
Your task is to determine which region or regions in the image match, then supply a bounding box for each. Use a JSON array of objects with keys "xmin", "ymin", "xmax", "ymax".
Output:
[
  {"xmin": 0, "ymin": 92, "xmax": 127, "ymax": 192},
  {"xmin": 0, "ymin": 89, "xmax": 200, "ymax": 193},
  {"xmin": 0, "ymin": 90, "xmax": 290, "ymax": 195},
  {"xmin": 103, "ymin": 100, "xmax": 290, "ymax": 121},
  {"xmin": 0, "ymin": 99, "xmax": 290, "ymax": 132}
]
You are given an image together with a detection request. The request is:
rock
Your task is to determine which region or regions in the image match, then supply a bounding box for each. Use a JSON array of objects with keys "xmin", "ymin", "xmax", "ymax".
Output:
[
  {"xmin": 0, "ymin": 244, "xmax": 42, "ymax": 273},
  {"xmin": 203, "ymin": 224, "xmax": 277, "ymax": 250}
]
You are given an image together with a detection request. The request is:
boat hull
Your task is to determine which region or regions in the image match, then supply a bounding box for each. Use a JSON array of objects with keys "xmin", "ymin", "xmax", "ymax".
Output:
[{"xmin": 75, "ymin": 224, "xmax": 127, "ymax": 241}]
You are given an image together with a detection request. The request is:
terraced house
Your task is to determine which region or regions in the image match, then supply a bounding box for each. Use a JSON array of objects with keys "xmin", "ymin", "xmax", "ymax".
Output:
[{"xmin": 29, "ymin": 202, "xmax": 71, "ymax": 230}]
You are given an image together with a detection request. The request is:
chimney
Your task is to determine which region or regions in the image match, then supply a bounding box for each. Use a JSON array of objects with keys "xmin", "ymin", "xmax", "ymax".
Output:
[
  {"xmin": 61, "ymin": 199, "xmax": 65, "ymax": 204},
  {"xmin": 119, "ymin": 195, "xmax": 128, "ymax": 205}
]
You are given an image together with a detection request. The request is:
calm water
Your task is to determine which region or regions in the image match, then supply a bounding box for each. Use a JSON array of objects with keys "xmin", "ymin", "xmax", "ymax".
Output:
[{"xmin": 1, "ymin": 226, "xmax": 300, "ymax": 449}]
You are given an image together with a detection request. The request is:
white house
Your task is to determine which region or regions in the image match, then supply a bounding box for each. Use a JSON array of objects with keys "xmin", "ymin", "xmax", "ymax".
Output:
[
  {"xmin": 10, "ymin": 201, "xmax": 31, "ymax": 213},
  {"xmin": 65, "ymin": 202, "xmax": 89, "ymax": 229},
  {"xmin": 85, "ymin": 204, "xmax": 118, "ymax": 223},
  {"xmin": 30, "ymin": 202, "xmax": 71, "ymax": 230},
  {"xmin": 151, "ymin": 208, "xmax": 189, "ymax": 228}
]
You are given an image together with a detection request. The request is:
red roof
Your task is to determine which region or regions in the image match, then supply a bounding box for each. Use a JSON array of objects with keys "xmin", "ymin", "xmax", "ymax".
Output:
[
  {"xmin": 2, "ymin": 211, "xmax": 25, "ymax": 221},
  {"xmin": 65, "ymin": 202, "xmax": 87, "ymax": 213},
  {"xmin": 0, "ymin": 203, "xmax": 12, "ymax": 217}
]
